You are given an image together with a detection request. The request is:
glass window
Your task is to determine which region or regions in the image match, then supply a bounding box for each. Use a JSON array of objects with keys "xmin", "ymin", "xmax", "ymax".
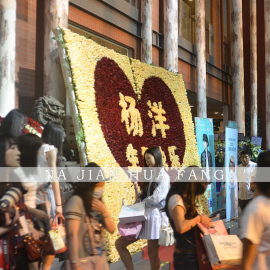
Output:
[
  {"xmin": 205, "ymin": 0, "xmax": 212, "ymax": 23},
  {"xmin": 124, "ymin": 0, "xmax": 137, "ymax": 8},
  {"xmin": 223, "ymin": 0, "xmax": 228, "ymax": 37},
  {"xmin": 179, "ymin": 0, "xmax": 196, "ymax": 44},
  {"xmin": 222, "ymin": 0, "xmax": 229, "ymax": 66},
  {"xmin": 179, "ymin": 0, "xmax": 213, "ymax": 56}
]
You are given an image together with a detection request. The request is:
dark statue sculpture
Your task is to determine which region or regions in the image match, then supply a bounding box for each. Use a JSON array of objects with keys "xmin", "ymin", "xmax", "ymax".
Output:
[
  {"xmin": 31, "ymin": 96, "xmax": 79, "ymax": 162},
  {"xmin": 31, "ymin": 96, "xmax": 65, "ymax": 125}
]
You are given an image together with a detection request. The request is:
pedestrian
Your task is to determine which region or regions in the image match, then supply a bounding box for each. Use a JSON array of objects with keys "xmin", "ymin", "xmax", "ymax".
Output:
[
  {"xmin": 0, "ymin": 109, "xmax": 26, "ymax": 137},
  {"xmin": 37, "ymin": 121, "xmax": 64, "ymax": 270},
  {"xmin": 65, "ymin": 162, "xmax": 115, "ymax": 270},
  {"xmin": 116, "ymin": 146, "xmax": 170, "ymax": 270},
  {"xmin": 240, "ymin": 150, "xmax": 270, "ymax": 270},
  {"xmin": 165, "ymin": 166, "xmax": 213, "ymax": 270},
  {"xmin": 0, "ymin": 133, "xmax": 43, "ymax": 270},
  {"xmin": 15, "ymin": 134, "xmax": 48, "ymax": 270},
  {"xmin": 237, "ymin": 150, "xmax": 257, "ymax": 212}
]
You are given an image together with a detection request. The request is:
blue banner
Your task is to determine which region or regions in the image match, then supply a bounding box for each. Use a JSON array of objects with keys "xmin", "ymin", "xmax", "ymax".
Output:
[
  {"xmin": 225, "ymin": 127, "xmax": 238, "ymax": 221},
  {"xmin": 195, "ymin": 117, "xmax": 217, "ymax": 213}
]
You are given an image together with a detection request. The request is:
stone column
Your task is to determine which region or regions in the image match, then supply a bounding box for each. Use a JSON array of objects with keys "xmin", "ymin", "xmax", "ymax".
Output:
[
  {"xmin": 164, "ymin": 0, "xmax": 178, "ymax": 72},
  {"xmin": 44, "ymin": 0, "xmax": 68, "ymax": 105},
  {"xmin": 250, "ymin": 0, "xmax": 257, "ymax": 137},
  {"xmin": 196, "ymin": 0, "xmax": 207, "ymax": 118},
  {"xmin": 231, "ymin": 0, "xmax": 245, "ymax": 134},
  {"xmin": 223, "ymin": 105, "xmax": 229, "ymax": 131},
  {"xmin": 0, "ymin": 0, "xmax": 16, "ymax": 116},
  {"xmin": 142, "ymin": 0, "xmax": 152, "ymax": 64},
  {"xmin": 265, "ymin": 0, "xmax": 270, "ymax": 148}
]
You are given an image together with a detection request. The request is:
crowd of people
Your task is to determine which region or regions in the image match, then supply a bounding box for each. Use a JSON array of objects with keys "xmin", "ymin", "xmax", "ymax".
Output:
[{"xmin": 0, "ymin": 108, "xmax": 270, "ymax": 270}]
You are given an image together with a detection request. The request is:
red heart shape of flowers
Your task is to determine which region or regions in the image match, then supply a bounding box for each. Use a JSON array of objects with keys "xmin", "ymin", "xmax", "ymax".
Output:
[{"xmin": 95, "ymin": 57, "xmax": 186, "ymax": 168}]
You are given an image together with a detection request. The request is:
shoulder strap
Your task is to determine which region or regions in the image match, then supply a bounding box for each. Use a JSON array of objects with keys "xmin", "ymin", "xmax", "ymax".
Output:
[{"xmin": 85, "ymin": 215, "xmax": 97, "ymax": 255}]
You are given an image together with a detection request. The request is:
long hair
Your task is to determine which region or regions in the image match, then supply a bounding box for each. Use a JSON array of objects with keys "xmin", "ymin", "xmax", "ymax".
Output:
[
  {"xmin": 255, "ymin": 150, "xmax": 270, "ymax": 196},
  {"xmin": 140, "ymin": 147, "xmax": 163, "ymax": 201},
  {"xmin": 0, "ymin": 134, "xmax": 17, "ymax": 167},
  {"xmin": 0, "ymin": 134, "xmax": 25, "ymax": 197},
  {"xmin": 165, "ymin": 166, "xmax": 207, "ymax": 219},
  {"xmin": 0, "ymin": 109, "xmax": 26, "ymax": 137},
  {"xmin": 72, "ymin": 162, "xmax": 102, "ymax": 216},
  {"xmin": 73, "ymin": 185, "xmax": 95, "ymax": 216},
  {"xmin": 42, "ymin": 122, "xmax": 64, "ymax": 163},
  {"xmin": 19, "ymin": 134, "xmax": 42, "ymax": 175}
]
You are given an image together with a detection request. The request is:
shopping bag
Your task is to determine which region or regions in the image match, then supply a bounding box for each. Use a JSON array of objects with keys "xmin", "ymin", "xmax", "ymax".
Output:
[
  {"xmin": 118, "ymin": 201, "xmax": 146, "ymax": 224},
  {"xmin": 194, "ymin": 226, "xmax": 240, "ymax": 270},
  {"xmin": 118, "ymin": 221, "xmax": 142, "ymax": 240},
  {"xmin": 48, "ymin": 215, "xmax": 66, "ymax": 254},
  {"xmin": 203, "ymin": 234, "xmax": 243, "ymax": 266}
]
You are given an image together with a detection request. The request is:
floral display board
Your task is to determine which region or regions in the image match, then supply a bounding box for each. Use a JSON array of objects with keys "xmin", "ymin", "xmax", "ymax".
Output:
[{"xmin": 55, "ymin": 28, "xmax": 208, "ymax": 263}]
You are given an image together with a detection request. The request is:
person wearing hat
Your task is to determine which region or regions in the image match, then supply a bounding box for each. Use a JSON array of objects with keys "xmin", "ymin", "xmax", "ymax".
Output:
[
  {"xmin": 201, "ymin": 134, "xmax": 212, "ymax": 169},
  {"xmin": 65, "ymin": 162, "xmax": 115, "ymax": 270}
]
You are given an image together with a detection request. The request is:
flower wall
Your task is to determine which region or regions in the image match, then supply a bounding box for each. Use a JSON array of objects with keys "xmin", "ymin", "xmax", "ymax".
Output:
[{"xmin": 60, "ymin": 28, "xmax": 204, "ymax": 262}]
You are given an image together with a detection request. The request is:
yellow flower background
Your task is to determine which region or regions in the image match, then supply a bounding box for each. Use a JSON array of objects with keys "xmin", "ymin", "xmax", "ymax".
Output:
[{"xmin": 61, "ymin": 28, "xmax": 209, "ymax": 263}]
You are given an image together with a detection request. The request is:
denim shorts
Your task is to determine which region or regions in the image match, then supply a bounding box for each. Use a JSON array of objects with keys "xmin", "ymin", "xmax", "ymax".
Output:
[{"xmin": 173, "ymin": 251, "xmax": 199, "ymax": 270}]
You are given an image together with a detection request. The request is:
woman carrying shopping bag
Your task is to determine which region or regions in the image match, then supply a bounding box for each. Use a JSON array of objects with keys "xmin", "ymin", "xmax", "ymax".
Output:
[
  {"xmin": 165, "ymin": 166, "xmax": 213, "ymax": 270},
  {"xmin": 0, "ymin": 134, "xmax": 43, "ymax": 270},
  {"xmin": 116, "ymin": 146, "xmax": 170, "ymax": 270},
  {"xmin": 37, "ymin": 121, "xmax": 64, "ymax": 270},
  {"xmin": 65, "ymin": 162, "xmax": 115, "ymax": 270}
]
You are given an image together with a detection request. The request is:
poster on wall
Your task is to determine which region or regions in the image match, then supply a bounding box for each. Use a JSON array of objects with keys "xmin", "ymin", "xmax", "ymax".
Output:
[
  {"xmin": 195, "ymin": 117, "xmax": 217, "ymax": 213},
  {"xmin": 225, "ymin": 127, "xmax": 238, "ymax": 221}
]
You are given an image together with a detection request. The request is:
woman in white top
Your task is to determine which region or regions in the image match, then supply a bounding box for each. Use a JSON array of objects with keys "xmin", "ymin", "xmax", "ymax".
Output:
[
  {"xmin": 116, "ymin": 146, "xmax": 170, "ymax": 270},
  {"xmin": 37, "ymin": 121, "xmax": 64, "ymax": 270},
  {"xmin": 240, "ymin": 150, "xmax": 270, "ymax": 270}
]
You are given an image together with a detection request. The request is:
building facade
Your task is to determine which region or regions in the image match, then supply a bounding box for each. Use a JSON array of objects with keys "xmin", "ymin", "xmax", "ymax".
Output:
[{"xmin": 0, "ymin": 0, "xmax": 267, "ymax": 147}]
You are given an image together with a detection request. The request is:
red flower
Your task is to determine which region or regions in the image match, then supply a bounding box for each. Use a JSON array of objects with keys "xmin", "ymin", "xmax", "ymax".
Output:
[
  {"xmin": 26, "ymin": 117, "xmax": 43, "ymax": 134},
  {"xmin": 21, "ymin": 128, "xmax": 30, "ymax": 134},
  {"xmin": 94, "ymin": 57, "xmax": 186, "ymax": 168}
]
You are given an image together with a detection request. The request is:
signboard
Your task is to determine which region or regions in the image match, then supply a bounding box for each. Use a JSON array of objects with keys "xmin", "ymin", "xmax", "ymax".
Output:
[
  {"xmin": 238, "ymin": 133, "xmax": 245, "ymax": 141},
  {"xmin": 251, "ymin": 136, "xmax": 262, "ymax": 146},
  {"xmin": 195, "ymin": 117, "xmax": 217, "ymax": 213},
  {"xmin": 225, "ymin": 127, "xmax": 238, "ymax": 221}
]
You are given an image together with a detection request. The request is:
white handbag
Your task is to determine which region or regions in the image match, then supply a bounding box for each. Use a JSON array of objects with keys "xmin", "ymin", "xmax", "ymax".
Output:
[
  {"xmin": 158, "ymin": 212, "xmax": 175, "ymax": 246},
  {"xmin": 158, "ymin": 226, "xmax": 175, "ymax": 246}
]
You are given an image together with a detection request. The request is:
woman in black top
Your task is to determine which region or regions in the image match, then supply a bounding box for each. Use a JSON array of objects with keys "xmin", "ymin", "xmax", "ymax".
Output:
[{"xmin": 165, "ymin": 166, "xmax": 212, "ymax": 270}]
